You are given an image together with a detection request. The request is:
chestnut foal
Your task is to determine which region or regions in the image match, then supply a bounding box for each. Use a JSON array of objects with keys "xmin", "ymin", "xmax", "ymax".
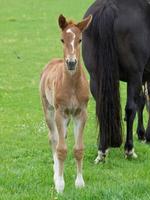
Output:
[{"xmin": 40, "ymin": 15, "xmax": 92, "ymax": 193}]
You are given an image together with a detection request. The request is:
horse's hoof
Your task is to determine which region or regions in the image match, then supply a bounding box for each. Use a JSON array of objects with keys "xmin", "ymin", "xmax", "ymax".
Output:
[
  {"xmin": 141, "ymin": 140, "xmax": 146, "ymax": 144},
  {"xmin": 94, "ymin": 156, "xmax": 105, "ymax": 164},
  {"xmin": 94, "ymin": 150, "xmax": 108, "ymax": 164},
  {"xmin": 125, "ymin": 149, "xmax": 138, "ymax": 159}
]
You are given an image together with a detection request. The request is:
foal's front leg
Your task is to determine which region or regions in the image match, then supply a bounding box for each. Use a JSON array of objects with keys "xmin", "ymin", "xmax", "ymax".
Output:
[
  {"xmin": 73, "ymin": 109, "xmax": 87, "ymax": 188},
  {"xmin": 55, "ymin": 108, "xmax": 68, "ymax": 193}
]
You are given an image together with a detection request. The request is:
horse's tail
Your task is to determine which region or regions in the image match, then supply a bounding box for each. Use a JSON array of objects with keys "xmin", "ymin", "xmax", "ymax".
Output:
[{"xmin": 91, "ymin": 2, "xmax": 122, "ymax": 148}]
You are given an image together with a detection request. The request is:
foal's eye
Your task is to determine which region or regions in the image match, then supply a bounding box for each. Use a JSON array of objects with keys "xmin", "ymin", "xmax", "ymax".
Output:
[
  {"xmin": 61, "ymin": 39, "xmax": 64, "ymax": 43},
  {"xmin": 79, "ymin": 39, "xmax": 82, "ymax": 43}
]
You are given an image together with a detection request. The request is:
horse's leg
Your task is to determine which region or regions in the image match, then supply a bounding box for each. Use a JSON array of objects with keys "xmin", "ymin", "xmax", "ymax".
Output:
[
  {"xmin": 73, "ymin": 109, "xmax": 87, "ymax": 188},
  {"xmin": 125, "ymin": 77, "xmax": 142, "ymax": 158},
  {"xmin": 94, "ymin": 112, "xmax": 109, "ymax": 164},
  {"xmin": 145, "ymin": 82, "xmax": 150, "ymax": 142},
  {"xmin": 136, "ymin": 91, "xmax": 146, "ymax": 140},
  {"xmin": 82, "ymin": 36, "xmax": 108, "ymax": 163},
  {"xmin": 94, "ymin": 87, "xmax": 109, "ymax": 164},
  {"xmin": 94, "ymin": 115, "xmax": 109, "ymax": 164},
  {"xmin": 90, "ymin": 78, "xmax": 109, "ymax": 163},
  {"xmin": 55, "ymin": 109, "xmax": 68, "ymax": 193}
]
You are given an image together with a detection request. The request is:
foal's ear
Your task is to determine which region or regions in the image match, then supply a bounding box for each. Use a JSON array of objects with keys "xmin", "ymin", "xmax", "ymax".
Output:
[
  {"xmin": 76, "ymin": 15, "xmax": 92, "ymax": 32},
  {"xmin": 58, "ymin": 14, "xmax": 68, "ymax": 30}
]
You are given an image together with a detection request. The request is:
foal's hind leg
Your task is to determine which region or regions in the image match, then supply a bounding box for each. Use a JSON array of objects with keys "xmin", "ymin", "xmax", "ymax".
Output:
[
  {"xmin": 136, "ymin": 91, "xmax": 146, "ymax": 141},
  {"xmin": 73, "ymin": 109, "xmax": 87, "ymax": 188}
]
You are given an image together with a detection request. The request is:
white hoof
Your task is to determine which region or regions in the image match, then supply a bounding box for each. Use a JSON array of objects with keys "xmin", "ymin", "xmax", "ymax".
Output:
[
  {"xmin": 125, "ymin": 149, "xmax": 138, "ymax": 159},
  {"xmin": 94, "ymin": 150, "xmax": 108, "ymax": 164},
  {"xmin": 95, "ymin": 155, "xmax": 104, "ymax": 164},
  {"xmin": 132, "ymin": 152, "xmax": 138, "ymax": 158},
  {"xmin": 141, "ymin": 140, "xmax": 146, "ymax": 144},
  {"xmin": 55, "ymin": 176, "xmax": 65, "ymax": 193},
  {"xmin": 75, "ymin": 174, "xmax": 85, "ymax": 188}
]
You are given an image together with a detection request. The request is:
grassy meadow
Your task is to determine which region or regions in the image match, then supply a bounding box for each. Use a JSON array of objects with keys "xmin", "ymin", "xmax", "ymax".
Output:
[{"xmin": 0, "ymin": 0, "xmax": 150, "ymax": 199}]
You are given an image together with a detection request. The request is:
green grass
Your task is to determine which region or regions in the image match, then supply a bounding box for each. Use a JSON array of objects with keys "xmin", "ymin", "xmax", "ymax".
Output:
[{"xmin": 0, "ymin": 0, "xmax": 150, "ymax": 199}]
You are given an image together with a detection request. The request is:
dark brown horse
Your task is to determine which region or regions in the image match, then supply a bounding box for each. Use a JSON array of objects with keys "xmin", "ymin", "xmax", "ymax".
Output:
[{"xmin": 82, "ymin": 0, "xmax": 150, "ymax": 163}]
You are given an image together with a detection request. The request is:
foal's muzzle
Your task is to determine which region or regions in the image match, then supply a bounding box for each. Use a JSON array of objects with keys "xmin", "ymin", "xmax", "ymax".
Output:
[{"xmin": 66, "ymin": 58, "xmax": 77, "ymax": 70}]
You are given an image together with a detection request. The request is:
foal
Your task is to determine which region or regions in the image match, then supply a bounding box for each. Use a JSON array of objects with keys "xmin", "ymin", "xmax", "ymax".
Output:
[{"xmin": 40, "ymin": 15, "xmax": 92, "ymax": 193}]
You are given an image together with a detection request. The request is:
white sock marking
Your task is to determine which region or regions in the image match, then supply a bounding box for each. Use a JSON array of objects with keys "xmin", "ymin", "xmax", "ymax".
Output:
[
  {"xmin": 53, "ymin": 154, "xmax": 65, "ymax": 193},
  {"xmin": 53, "ymin": 153, "xmax": 59, "ymax": 182},
  {"xmin": 125, "ymin": 148, "xmax": 138, "ymax": 159},
  {"xmin": 75, "ymin": 173, "xmax": 85, "ymax": 188},
  {"xmin": 95, "ymin": 150, "xmax": 109, "ymax": 164},
  {"xmin": 55, "ymin": 176, "xmax": 65, "ymax": 193}
]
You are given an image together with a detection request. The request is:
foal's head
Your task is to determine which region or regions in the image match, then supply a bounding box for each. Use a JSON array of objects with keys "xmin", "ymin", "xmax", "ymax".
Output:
[{"xmin": 58, "ymin": 15, "xmax": 92, "ymax": 72}]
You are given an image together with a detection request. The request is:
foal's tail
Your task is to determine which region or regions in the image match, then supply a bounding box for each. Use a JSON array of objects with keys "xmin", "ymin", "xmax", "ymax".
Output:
[{"xmin": 90, "ymin": 2, "xmax": 122, "ymax": 148}]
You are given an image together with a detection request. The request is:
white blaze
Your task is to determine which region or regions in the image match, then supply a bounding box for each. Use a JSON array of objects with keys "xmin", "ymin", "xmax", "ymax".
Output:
[{"xmin": 66, "ymin": 29, "xmax": 75, "ymax": 54}]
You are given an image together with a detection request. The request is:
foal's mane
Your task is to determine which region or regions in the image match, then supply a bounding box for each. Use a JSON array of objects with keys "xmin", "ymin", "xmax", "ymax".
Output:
[
  {"xmin": 68, "ymin": 20, "xmax": 75, "ymax": 25},
  {"xmin": 65, "ymin": 20, "xmax": 77, "ymax": 29}
]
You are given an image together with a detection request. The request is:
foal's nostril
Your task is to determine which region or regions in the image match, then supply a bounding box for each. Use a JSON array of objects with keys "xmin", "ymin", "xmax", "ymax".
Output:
[
  {"xmin": 66, "ymin": 59, "xmax": 77, "ymax": 70},
  {"xmin": 68, "ymin": 61, "xmax": 76, "ymax": 69}
]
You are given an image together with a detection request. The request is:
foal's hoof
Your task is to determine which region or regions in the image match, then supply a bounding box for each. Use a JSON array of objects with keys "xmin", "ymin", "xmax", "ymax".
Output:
[
  {"xmin": 125, "ymin": 149, "xmax": 138, "ymax": 159},
  {"xmin": 55, "ymin": 177, "xmax": 65, "ymax": 193},
  {"xmin": 75, "ymin": 175, "xmax": 85, "ymax": 188}
]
